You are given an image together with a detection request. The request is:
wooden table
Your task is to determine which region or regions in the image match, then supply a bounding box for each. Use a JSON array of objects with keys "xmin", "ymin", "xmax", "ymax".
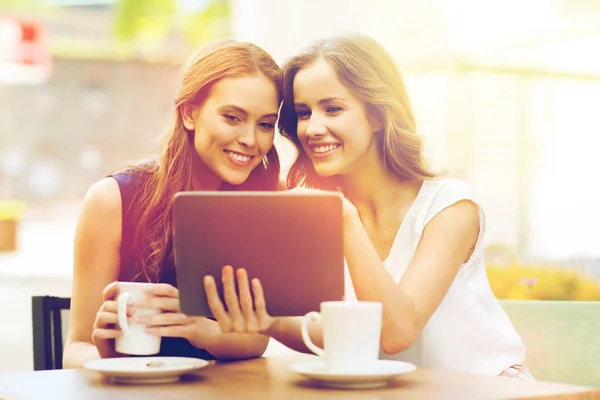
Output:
[{"xmin": 0, "ymin": 355, "xmax": 598, "ymax": 400}]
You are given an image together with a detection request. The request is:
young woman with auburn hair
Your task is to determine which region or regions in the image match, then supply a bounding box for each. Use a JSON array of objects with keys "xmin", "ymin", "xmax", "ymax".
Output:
[{"xmin": 63, "ymin": 39, "xmax": 282, "ymax": 368}]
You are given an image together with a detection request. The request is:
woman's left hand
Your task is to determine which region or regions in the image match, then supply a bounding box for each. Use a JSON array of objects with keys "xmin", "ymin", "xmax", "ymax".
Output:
[
  {"xmin": 340, "ymin": 194, "xmax": 358, "ymax": 223},
  {"xmin": 289, "ymin": 187, "xmax": 358, "ymax": 223},
  {"xmin": 135, "ymin": 283, "xmax": 220, "ymax": 349}
]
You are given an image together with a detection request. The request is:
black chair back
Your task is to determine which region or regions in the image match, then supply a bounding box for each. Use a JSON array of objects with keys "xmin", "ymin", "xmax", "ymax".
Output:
[{"xmin": 32, "ymin": 296, "xmax": 71, "ymax": 370}]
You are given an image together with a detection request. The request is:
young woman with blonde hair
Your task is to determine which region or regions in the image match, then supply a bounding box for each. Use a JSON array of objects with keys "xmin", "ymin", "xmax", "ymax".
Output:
[
  {"xmin": 206, "ymin": 33, "xmax": 532, "ymax": 379},
  {"xmin": 63, "ymin": 39, "xmax": 282, "ymax": 368}
]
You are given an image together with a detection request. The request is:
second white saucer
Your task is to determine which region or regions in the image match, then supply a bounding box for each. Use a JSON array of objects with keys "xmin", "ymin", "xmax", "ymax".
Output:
[{"xmin": 290, "ymin": 359, "xmax": 417, "ymax": 389}]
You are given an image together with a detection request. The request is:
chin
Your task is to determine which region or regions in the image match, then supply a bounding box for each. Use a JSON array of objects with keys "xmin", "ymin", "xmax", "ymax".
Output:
[
  {"xmin": 223, "ymin": 174, "xmax": 251, "ymax": 186},
  {"xmin": 313, "ymin": 163, "xmax": 342, "ymax": 177}
]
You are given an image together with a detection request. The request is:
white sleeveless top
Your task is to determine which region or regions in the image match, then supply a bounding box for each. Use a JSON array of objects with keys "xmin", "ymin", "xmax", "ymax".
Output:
[{"xmin": 344, "ymin": 178, "xmax": 526, "ymax": 375}]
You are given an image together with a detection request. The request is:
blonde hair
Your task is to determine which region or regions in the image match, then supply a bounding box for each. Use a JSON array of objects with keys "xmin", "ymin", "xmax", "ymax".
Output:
[
  {"xmin": 114, "ymin": 39, "xmax": 282, "ymax": 282},
  {"xmin": 279, "ymin": 33, "xmax": 435, "ymax": 190}
]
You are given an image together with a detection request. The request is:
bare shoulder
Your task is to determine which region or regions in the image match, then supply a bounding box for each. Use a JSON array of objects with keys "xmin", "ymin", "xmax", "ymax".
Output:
[
  {"xmin": 446, "ymin": 199, "xmax": 479, "ymax": 222},
  {"xmin": 424, "ymin": 199, "xmax": 479, "ymax": 238},
  {"xmin": 76, "ymin": 177, "xmax": 122, "ymax": 239},
  {"xmin": 72, "ymin": 177, "xmax": 123, "ymax": 289},
  {"xmin": 83, "ymin": 177, "xmax": 121, "ymax": 209}
]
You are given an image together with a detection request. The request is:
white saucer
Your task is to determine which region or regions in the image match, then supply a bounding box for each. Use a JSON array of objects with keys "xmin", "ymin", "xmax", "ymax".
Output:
[
  {"xmin": 83, "ymin": 357, "xmax": 210, "ymax": 384},
  {"xmin": 290, "ymin": 359, "xmax": 417, "ymax": 389}
]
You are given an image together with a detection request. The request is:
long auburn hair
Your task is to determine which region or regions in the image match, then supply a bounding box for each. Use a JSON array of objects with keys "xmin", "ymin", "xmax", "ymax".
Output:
[
  {"xmin": 112, "ymin": 39, "xmax": 282, "ymax": 282},
  {"xmin": 278, "ymin": 33, "xmax": 435, "ymax": 191}
]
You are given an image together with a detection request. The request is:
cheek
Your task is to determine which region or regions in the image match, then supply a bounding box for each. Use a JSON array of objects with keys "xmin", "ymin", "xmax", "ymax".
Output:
[
  {"xmin": 210, "ymin": 121, "xmax": 235, "ymax": 144},
  {"xmin": 337, "ymin": 114, "xmax": 371, "ymax": 143},
  {"xmin": 193, "ymin": 129, "xmax": 208, "ymax": 153},
  {"xmin": 296, "ymin": 124, "xmax": 311, "ymax": 153},
  {"xmin": 194, "ymin": 121, "xmax": 229, "ymax": 157},
  {"xmin": 258, "ymin": 132, "xmax": 275, "ymax": 152},
  {"xmin": 296, "ymin": 120, "xmax": 308, "ymax": 141},
  {"xmin": 202, "ymin": 115, "xmax": 239, "ymax": 143}
]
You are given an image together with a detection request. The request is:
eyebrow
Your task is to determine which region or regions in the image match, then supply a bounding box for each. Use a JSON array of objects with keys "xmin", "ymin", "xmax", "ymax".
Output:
[
  {"xmin": 221, "ymin": 105, "xmax": 278, "ymax": 119},
  {"xmin": 294, "ymin": 96, "xmax": 347, "ymax": 108}
]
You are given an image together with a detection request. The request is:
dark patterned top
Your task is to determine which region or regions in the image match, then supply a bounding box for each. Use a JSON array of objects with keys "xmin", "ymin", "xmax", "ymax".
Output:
[{"xmin": 109, "ymin": 169, "xmax": 215, "ymax": 360}]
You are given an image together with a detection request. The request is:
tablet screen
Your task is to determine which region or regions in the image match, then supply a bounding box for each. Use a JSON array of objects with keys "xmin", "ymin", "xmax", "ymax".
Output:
[{"xmin": 173, "ymin": 191, "xmax": 345, "ymax": 317}]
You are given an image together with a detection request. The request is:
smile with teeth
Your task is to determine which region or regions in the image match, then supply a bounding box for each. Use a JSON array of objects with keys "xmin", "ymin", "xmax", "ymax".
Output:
[
  {"xmin": 224, "ymin": 150, "xmax": 253, "ymax": 164},
  {"xmin": 312, "ymin": 144, "xmax": 340, "ymax": 154}
]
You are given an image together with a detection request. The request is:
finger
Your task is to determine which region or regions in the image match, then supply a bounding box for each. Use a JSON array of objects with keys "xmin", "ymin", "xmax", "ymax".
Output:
[
  {"xmin": 102, "ymin": 282, "xmax": 120, "ymax": 301},
  {"xmin": 138, "ymin": 296, "xmax": 180, "ymax": 313},
  {"xmin": 252, "ymin": 278, "xmax": 272, "ymax": 330},
  {"xmin": 137, "ymin": 312, "xmax": 191, "ymax": 327},
  {"xmin": 222, "ymin": 266, "xmax": 245, "ymax": 333},
  {"xmin": 94, "ymin": 311, "xmax": 119, "ymax": 328},
  {"xmin": 236, "ymin": 269, "xmax": 259, "ymax": 332},
  {"xmin": 92, "ymin": 328, "xmax": 121, "ymax": 340},
  {"xmin": 100, "ymin": 301, "xmax": 133, "ymax": 315},
  {"xmin": 100, "ymin": 300, "xmax": 117, "ymax": 313},
  {"xmin": 204, "ymin": 275, "xmax": 233, "ymax": 332},
  {"xmin": 144, "ymin": 325, "xmax": 190, "ymax": 338},
  {"xmin": 144, "ymin": 283, "xmax": 179, "ymax": 298}
]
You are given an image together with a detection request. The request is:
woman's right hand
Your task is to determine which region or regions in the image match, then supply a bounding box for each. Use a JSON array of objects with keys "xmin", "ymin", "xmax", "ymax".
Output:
[
  {"xmin": 91, "ymin": 281, "xmax": 131, "ymax": 358},
  {"xmin": 204, "ymin": 266, "xmax": 276, "ymax": 335}
]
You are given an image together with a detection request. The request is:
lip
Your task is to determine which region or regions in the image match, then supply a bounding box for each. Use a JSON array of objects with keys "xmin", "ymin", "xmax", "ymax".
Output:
[
  {"xmin": 308, "ymin": 142, "xmax": 341, "ymax": 159},
  {"xmin": 223, "ymin": 149, "xmax": 255, "ymax": 167}
]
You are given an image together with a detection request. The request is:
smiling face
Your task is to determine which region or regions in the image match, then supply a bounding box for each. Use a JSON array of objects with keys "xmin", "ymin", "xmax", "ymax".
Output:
[
  {"xmin": 293, "ymin": 58, "xmax": 381, "ymax": 177},
  {"xmin": 182, "ymin": 72, "xmax": 279, "ymax": 186}
]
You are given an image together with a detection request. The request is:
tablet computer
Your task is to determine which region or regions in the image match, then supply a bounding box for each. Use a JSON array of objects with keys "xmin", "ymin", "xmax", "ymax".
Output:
[{"xmin": 172, "ymin": 191, "xmax": 345, "ymax": 317}]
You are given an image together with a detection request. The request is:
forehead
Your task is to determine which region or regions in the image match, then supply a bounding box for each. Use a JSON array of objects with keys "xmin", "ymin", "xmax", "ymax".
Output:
[
  {"xmin": 293, "ymin": 59, "xmax": 353, "ymax": 103},
  {"xmin": 209, "ymin": 72, "xmax": 279, "ymax": 114}
]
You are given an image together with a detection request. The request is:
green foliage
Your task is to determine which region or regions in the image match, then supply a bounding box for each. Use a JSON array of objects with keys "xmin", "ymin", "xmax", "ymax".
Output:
[
  {"xmin": 114, "ymin": 0, "xmax": 176, "ymax": 43},
  {"xmin": 0, "ymin": 0, "xmax": 43, "ymax": 11},
  {"xmin": 181, "ymin": 0, "xmax": 229, "ymax": 46},
  {"xmin": 113, "ymin": 0, "xmax": 230, "ymax": 46},
  {"xmin": 0, "ymin": 0, "xmax": 27, "ymax": 7}
]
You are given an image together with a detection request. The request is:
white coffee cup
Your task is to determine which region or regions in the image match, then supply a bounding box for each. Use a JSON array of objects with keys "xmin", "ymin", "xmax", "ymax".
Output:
[
  {"xmin": 301, "ymin": 301, "xmax": 383, "ymax": 373},
  {"xmin": 115, "ymin": 282, "xmax": 161, "ymax": 355}
]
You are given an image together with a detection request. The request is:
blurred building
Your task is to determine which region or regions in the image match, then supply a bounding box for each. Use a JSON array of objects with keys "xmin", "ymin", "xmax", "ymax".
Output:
[
  {"xmin": 0, "ymin": 58, "xmax": 179, "ymax": 201},
  {"xmin": 231, "ymin": 0, "xmax": 600, "ymax": 262},
  {"xmin": 0, "ymin": 3, "xmax": 190, "ymax": 203},
  {"xmin": 1, "ymin": 0, "xmax": 599, "ymax": 262}
]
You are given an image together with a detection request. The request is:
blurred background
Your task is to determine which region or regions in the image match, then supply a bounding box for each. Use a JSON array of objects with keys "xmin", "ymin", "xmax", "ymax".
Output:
[{"xmin": 0, "ymin": 0, "xmax": 599, "ymax": 371}]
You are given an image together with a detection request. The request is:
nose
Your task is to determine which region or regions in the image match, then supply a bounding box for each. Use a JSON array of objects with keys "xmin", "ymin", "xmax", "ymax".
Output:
[
  {"xmin": 305, "ymin": 118, "xmax": 327, "ymax": 139},
  {"xmin": 237, "ymin": 126, "xmax": 257, "ymax": 149}
]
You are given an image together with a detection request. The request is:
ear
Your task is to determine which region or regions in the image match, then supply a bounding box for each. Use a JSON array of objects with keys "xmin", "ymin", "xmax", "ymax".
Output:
[
  {"xmin": 180, "ymin": 104, "xmax": 196, "ymax": 131},
  {"xmin": 369, "ymin": 115, "xmax": 384, "ymax": 133},
  {"xmin": 366, "ymin": 105, "xmax": 384, "ymax": 133}
]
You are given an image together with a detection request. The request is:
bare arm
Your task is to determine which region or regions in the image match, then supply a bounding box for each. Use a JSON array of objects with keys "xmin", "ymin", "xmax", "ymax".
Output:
[
  {"xmin": 264, "ymin": 317, "xmax": 323, "ymax": 354},
  {"xmin": 63, "ymin": 178, "xmax": 122, "ymax": 368},
  {"xmin": 344, "ymin": 200, "xmax": 480, "ymax": 354}
]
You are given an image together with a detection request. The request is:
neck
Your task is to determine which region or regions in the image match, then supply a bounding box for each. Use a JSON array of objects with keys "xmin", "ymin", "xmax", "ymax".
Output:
[
  {"xmin": 190, "ymin": 153, "xmax": 223, "ymax": 191},
  {"xmin": 339, "ymin": 148, "xmax": 421, "ymax": 219}
]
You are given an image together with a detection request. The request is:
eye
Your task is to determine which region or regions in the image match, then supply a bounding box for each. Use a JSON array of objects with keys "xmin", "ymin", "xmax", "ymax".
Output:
[
  {"xmin": 296, "ymin": 109, "xmax": 311, "ymax": 120},
  {"xmin": 326, "ymin": 106, "xmax": 343, "ymax": 114},
  {"xmin": 258, "ymin": 122, "xmax": 275, "ymax": 131},
  {"xmin": 224, "ymin": 114, "xmax": 241, "ymax": 123}
]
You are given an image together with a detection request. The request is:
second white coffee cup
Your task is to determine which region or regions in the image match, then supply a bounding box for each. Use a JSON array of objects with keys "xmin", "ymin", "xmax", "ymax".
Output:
[
  {"xmin": 301, "ymin": 301, "xmax": 383, "ymax": 374},
  {"xmin": 115, "ymin": 282, "xmax": 161, "ymax": 355}
]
